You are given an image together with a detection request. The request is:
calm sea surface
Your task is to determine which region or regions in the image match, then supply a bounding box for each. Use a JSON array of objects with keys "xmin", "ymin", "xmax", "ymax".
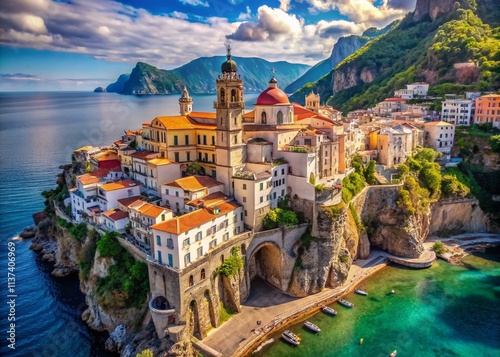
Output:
[{"xmin": 0, "ymin": 92, "xmax": 499, "ymax": 357}]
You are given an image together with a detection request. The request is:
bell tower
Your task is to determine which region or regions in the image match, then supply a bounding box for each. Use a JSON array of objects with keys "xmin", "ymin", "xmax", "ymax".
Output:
[
  {"xmin": 215, "ymin": 44, "xmax": 245, "ymax": 195},
  {"xmin": 179, "ymin": 86, "xmax": 193, "ymax": 116}
]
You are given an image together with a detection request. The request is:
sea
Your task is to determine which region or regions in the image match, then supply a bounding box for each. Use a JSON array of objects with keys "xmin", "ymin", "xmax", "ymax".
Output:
[{"xmin": 0, "ymin": 92, "xmax": 499, "ymax": 357}]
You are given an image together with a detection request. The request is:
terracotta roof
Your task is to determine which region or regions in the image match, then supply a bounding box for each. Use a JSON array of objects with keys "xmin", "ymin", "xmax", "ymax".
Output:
[
  {"xmin": 292, "ymin": 103, "xmax": 337, "ymax": 124},
  {"xmin": 186, "ymin": 191, "xmax": 231, "ymax": 207},
  {"xmin": 100, "ymin": 179, "xmax": 138, "ymax": 192},
  {"xmin": 384, "ymin": 98, "xmax": 408, "ymax": 102},
  {"xmin": 147, "ymin": 158, "xmax": 175, "ymax": 166},
  {"xmin": 77, "ymin": 169, "xmax": 110, "ymax": 185},
  {"xmin": 163, "ymin": 175, "xmax": 223, "ymax": 192},
  {"xmin": 423, "ymin": 121, "xmax": 454, "ymax": 126},
  {"xmin": 130, "ymin": 201, "xmax": 170, "ymax": 217},
  {"xmin": 103, "ymin": 209, "xmax": 129, "ymax": 221},
  {"xmin": 243, "ymin": 110, "xmax": 255, "ymax": 119},
  {"xmin": 117, "ymin": 196, "xmax": 145, "ymax": 208},
  {"xmin": 154, "ymin": 115, "xmax": 216, "ymax": 130},
  {"xmin": 130, "ymin": 151, "xmax": 159, "ymax": 160},
  {"xmin": 151, "ymin": 200, "xmax": 241, "ymax": 234},
  {"xmin": 188, "ymin": 112, "xmax": 216, "ymax": 119}
]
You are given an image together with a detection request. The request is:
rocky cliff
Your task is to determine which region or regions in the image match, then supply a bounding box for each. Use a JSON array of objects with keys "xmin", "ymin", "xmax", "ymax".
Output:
[
  {"xmin": 413, "ymin": 0, "xmax": 457, "ymax": 21},
  {"xmin": 429, "ymin": 198, "xmax": 489, "ymax": 236}
]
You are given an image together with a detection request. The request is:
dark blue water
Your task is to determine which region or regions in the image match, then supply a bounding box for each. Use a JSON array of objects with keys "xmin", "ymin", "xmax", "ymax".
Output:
[{"xmin": 0, "ymin": 92, "xmax": 261, "ymax": 356}]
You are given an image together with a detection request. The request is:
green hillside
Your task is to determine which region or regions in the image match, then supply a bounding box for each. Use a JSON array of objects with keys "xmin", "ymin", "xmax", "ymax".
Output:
[
  {"xmin": 106, "ymin": 57, "xmax": 310, "ymax": 95},
  {"xmin": 292, "ymin": 0, "xmax": 500, "ymax": 113}
]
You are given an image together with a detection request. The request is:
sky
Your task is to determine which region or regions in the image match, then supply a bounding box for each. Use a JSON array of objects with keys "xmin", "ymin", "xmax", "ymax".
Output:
[{"xmin": 0, "ymin": 0, "xmax": 416, "ymax": 91}]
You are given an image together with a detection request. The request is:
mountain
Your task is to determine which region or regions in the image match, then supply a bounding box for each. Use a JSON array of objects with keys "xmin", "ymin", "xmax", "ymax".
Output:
[
  {"xmin": 284, "ymin": 22, "xmax": 398, "ymax": 94},
  {"xmin": 104, "ymin": 57, "xmax": 310, "ymax": 95},
  {"xmin": 291, "ymin": 0, "xmax": 500, "ymax": 113}
]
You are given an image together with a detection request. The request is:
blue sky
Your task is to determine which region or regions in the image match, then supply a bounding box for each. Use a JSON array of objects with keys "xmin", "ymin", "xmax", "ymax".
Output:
[{"xmin": 0, "ymin": 0, "xmax": 416, "ymax": 91}]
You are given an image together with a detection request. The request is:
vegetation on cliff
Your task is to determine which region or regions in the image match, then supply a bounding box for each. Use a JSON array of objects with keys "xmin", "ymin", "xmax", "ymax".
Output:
[
  {"xmin": 95, "ymin": 232, "xmax": 149, "ymax": 309},
  {"xmin": 263, "ymin": 195, "xmax": 299, "ymax": 229},
  {"xmin": 293, "ymin": 0, "xmax": 500, "ymax": 112},
  {"xmin": 341, "ymin": 156, "xmax": 374, "ymax": 203},
  {"xmin": 216, "ymin": 246, "xmax": 243, "ymax": 277}
]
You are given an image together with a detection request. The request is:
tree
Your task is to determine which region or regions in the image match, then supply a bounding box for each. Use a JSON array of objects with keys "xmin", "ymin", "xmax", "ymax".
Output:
[
  {"xmin": 136, "ymin": 349, "xmax": 153, "ymax": 357},
  {"xmin": 490, "ymin": 135, "xmax": 500, "ymax": 153},
  {"xmin": 364, "ymin": 160, "xmax": 377, "ymax": 185},
  {"xmin": 263, "ymin": 208, "xmax": 298, "ymax": 230}
]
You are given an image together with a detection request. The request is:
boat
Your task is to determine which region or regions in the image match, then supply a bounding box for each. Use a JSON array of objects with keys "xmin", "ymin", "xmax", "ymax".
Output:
[
  {"xmin": 304, "ymin": 320, "xmax": 321, "ymax": 333},
  {"xmin": 322, "ymin": 306, "xmax": 337, "ymax": 316},
  {"xmin": 390, "ymin": 350, "xmax": 397, "ymax": 357},
  {"xmin": 281, "ymin": 330, "xmax": 301, "ymax": 346},
  {"xmin": 354, "ymin": 289, "xmax": 368, "ymax": 296},
  {"xmin": 338, "ymin": 299, "xmax": 354, "ymax": 308}
]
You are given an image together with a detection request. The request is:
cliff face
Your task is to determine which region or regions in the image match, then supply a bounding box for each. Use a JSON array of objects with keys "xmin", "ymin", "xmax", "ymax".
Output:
[
  {"xmin": 429, "ymin": 198, "xmax": 489, "ymax": 236},
  {"xmin": 413, "ymin": 0, "xmax": 457, "ymax": 21}
]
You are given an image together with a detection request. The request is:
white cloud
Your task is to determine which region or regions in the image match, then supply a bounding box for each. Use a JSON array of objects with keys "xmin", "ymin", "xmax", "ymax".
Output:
[
  {"xmin": 237, "ymin": 6, "xmax": 252, "ymax": 21},
  {"xmin": 172, "ymin": 11, "xmax": 189, "ymax": 20},
  {"xmin": 178, "ymin": 0, "xmax": 209, "ymax": 7},
  {"xmin": 305, "ymin": 0, "xmax": 411, "ymax": 27},
  {"xmin": 280, "ymin": 0, "xmax": 292, "ymax": 12}
]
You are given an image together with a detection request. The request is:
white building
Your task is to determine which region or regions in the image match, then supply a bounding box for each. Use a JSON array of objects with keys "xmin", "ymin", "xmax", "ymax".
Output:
[
  {"xmin": 161, "ymin": 175, "xmax": 224, "ymax": 213},
  {"xmin": 394, "ymin": 82, "xmax": 429, "ymax": 99},
  {"xmin": 151, "ymin": 199, "xmax": 244, "ymax": 269},
  {"xmin": 97, "ymin": 179, "xmax": 141, "ymax": 211},
  {"xmin": 441, "ymin": 99, "xmax": 474, "ymax": 126},
  {"xmin": 101, "ymin": 209, "xmax": 129, "ymax": 233},
  {"xmin": 129, "ymin": 200, "xmax": 173, "ymax": 246},
  {"xmin": 423, "ymin": 121, "xmax": 455, "ymax": 161}
]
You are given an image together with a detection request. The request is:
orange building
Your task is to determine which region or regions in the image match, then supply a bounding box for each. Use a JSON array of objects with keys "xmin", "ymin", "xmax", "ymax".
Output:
[{"xmin": 474, "ymin": 94, "xmax": 500, "ymax": 129}]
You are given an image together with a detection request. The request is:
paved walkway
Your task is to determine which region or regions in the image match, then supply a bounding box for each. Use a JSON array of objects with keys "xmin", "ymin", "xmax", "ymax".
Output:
[{"xmin": 200, "ymin": 248, "xmax": 437, "ymax": 357}]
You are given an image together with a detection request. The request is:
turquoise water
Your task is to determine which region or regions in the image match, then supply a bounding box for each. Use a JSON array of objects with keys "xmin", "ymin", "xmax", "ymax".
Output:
[{"xmin": 258, "ymin": 248, "xmax": 500, "ymax": 357}]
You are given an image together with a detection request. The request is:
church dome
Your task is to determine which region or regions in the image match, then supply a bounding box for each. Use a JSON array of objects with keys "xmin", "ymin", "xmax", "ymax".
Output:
[
  {"xmin": 256, "ymin": 87, "xmax": 290, "ymax": 105},
  {"xmin": 221, "ymin": 58, "xmax": 237, "ymax": 73}
]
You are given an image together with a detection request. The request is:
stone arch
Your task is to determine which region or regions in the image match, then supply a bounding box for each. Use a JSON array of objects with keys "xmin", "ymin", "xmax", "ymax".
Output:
[
  {"xmin": 189, "ymin": 300, "xmax": 201, "ymax": 339},
  {"xmin": 247, "ymin": 242, "xmax": 282, "ymax": 290},
  {"xmin": 204, "ymin": 290, "xmax": 217, "ymax": 328}
]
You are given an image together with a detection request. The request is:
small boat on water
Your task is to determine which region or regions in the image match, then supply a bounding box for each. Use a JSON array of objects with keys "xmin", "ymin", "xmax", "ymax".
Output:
[
  {"xmin": 281, "ymin": 330, "xmax": 301, "ymax": 346},
  {"xmin": 338, "ymin": 299, "xmax": 354, "ymax": 308},
  {"xmin": 389, "ymin": 350, "xmax": 397, "ymax": 357},
  {"xmin": 322, "ymin": 306, "xmax": 337, "ymax": 316},
  {"xmin": 354, "ymin": 289, "xmax": 368, "ymax": 296},
  {"xmin": 304, "ymin": 320, "xmax": 321, "ymax": 333}
]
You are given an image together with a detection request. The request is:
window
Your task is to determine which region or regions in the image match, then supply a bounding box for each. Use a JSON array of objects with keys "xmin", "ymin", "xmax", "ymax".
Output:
[
  {"xmin": 211, "ymin": 136, "xmax": 215, "ymax": 145},
  {"xmin": 184, "ymin": 253, "xmax": 191, "ymax": 266},
  {"xmin": 209, "ymin": 239, "xmax": 217, "ymax": 249},
  {"xmin": 156, "ymin": 235, "xmax": 161, "ymax": 246},
  {"xmin": 203, "ymin": 135, "xmax": 207, "ymax": 145},
  {"xmin": 175, "ymin": 191, "xmax": 179, "ymax": 197},
  {"xmin": 260, "ymin": 182, "xmax": 264, "ymax": 190},
  {"xmin": 243, "ymin": 184, "xmax": 247, "ymax": 190},
  {"xmin": 210, "ymin": 225, "xmax": 216, "ymax": 234},
  {"xmin": 244, "ymin": 210, "xmax": 248, "ymax": 217},
  {"xmin": 243, "ymin": 197, "xmax": 246, "ymax": 203},
  {"xmin": 198, "ymin": 152, "xmax": 202, "ymax": 161},
  {"xmin": 233, "ymin": 215, "xmax": 237, "ymax": 223},
  {"xmin": 223, "ymin": 232, "xmax": 229, "ymax": 241},
  {"xmin": 201, "ymin": 269, "xmax": 206, "ymax": 280},
  {"xmin": 204, "ymin": 153, "xmax": 208, "ymax": 161},
  {"xmin": 212, "ymin": 154, "xmax": 215, "ymax": 163},
  {"xmin": 197, "ymin": 247, "xmax": 203, "ymax": 258},
  {"xmin": 281, "ymin": 168, "xmax": 285, "ymax": 175},
  {"xmin": 260, "ymin": 196, "xmax": 263, "ymax": 203},
  {"xmin": 189, "ymin": 275, "xmax": 194, "ymax": 286},
  {"xmin": 197, "ymin": 135, "xmax": 201, "ymax": 144},
  {"xmin": 241, "ymin": 212, "xmax": 244, "ymax": 220},
  {"xmin": 261, "ymin": 111, "xmax": 267, "ymax": 124},
  {"xmin": 196, "ymin": 231, "xmax": 202, "ymax": 241},
  {"xmin": 174, "ymin": 136, "xmax": 178, "ymax": 145},
  {"xmin": 167, "ymin": 238, "xmax": 174, "ymax": 249},
  {"xmin": 185, "ymin": 135, "xmax": 189, "ymax": 145},
  {"xmin": 277, "ymin": 111, "xmax": 283, "ymax": 124},
  {"xmin": 183, "ymin": 238, "xmax": 190, "ymax": 247},
  {"xmin": 174, "ymin": 152, "xmax": 179, "ymax": 162},
  {"xmin": 274, "ymin": 171, "xmax": 277, "ymax": 177},
  {"xmin": 187, "ymin": 152, "xmax": 191, "ymax": 161}
]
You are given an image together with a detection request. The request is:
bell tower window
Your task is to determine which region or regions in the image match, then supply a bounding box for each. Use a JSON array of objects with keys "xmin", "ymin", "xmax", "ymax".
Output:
[
  {"xmin": 231, "ymin": 89, "xmax": 237, "ymax": 102},
  {"xmin": 220, "ymin": 88, "xmax": 225, "ymax": 105},
  {"xmin": 261, "ymin": 111, "xmax": 267, "ymax": 124},
  {"xmin": 277, "ymin": 111, "xmax": 283, "ymax": 124}
]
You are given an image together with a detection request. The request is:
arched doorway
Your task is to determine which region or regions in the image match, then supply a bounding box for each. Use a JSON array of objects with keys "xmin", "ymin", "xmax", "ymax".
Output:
[
  {"xmin": 189, "ymin": 300, "xmax": 201, "ymax": 339},
  {"xmin": 248, "ymin": 243, "xmax": 282, "ymax": 290}
]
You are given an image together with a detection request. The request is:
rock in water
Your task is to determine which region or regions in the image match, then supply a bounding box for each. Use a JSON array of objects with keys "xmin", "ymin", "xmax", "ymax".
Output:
[
  {"xmin": 94, "ymin": 87, "xmax": 106, "ymax": 93},
  {"xmin": 105, "ymin": 324, "xmax": 127, "ymax": 352}
]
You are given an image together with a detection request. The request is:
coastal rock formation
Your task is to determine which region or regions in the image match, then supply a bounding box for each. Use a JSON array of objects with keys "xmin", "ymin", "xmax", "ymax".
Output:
[{"xmin": 429, "ymin": 198, "xmax": 489, "ymax": 236}]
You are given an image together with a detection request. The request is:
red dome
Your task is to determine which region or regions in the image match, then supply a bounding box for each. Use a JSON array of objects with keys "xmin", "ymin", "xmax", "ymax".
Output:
[{"xmin": 256, "ymin": 87, "xmax": 290, "ymax": 105}]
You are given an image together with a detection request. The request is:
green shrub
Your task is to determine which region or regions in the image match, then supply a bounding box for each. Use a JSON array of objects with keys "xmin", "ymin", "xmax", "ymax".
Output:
[
  {"xmin": 328, "ymin": 201, "xmax": 346, "ymax": 219},
  {"xmin": 263, "ymin": 208, "xmax": 298, "ymax": 230},
  {"xmin": 217, "ymin": 247, "xmax": 243, "ymax": 277},
  {"xmin": 68, "ymin": 222, "xmax": 88, "ymax": 242},
  {"xmin": 432, "ymin": 241, "xmax": 446, "ymax": 255},
  {"xmin": 349, "ymin": 203, "xmax": 366, "ymax": 232}
]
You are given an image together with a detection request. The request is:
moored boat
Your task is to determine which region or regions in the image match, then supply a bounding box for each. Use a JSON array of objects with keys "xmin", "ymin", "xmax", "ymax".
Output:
[
  {"xmin": 390, "ymin": 350, "xmax": 397, "ymax": 357},
  {"xmin": 354, "ymin": 289, "xmax": 368, "ymax": 296},
  {"xmin": 322, "ymin": 306, "xmax": 337, "ymax": 316},
  {"xmin": 304, "ymin": 320, "xmax": 321, "ymax": 333},
  {"xmin": 338, "ymin": 298, "xmax": 354, "ymax": 308},
  {"xmin": 281, "ymin": 330, "xmax": 301, "ymax": 346}
]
